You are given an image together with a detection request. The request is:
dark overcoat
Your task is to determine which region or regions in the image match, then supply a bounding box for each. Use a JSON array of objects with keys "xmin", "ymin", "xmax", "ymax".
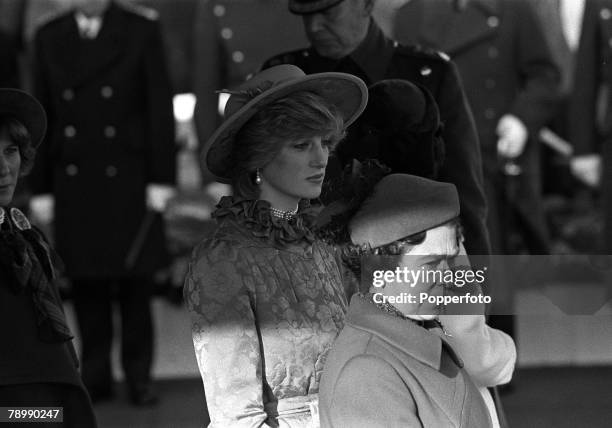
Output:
[
  {"xmin": 0, "ymin": 30, "xmax": 19, "ymax": 88},
  {"xmin": 570, "ymin": 0, "xmax": 612, "ymax": 252},
  {"xmin": 31, "ymin": 1, "xmax": 176, "ymax": 278},
  {"xmin": 394, "ymin": 0, "xmax": 560, "ymax": 253},
  {"xmin": 193, "ymin": 0, "xmax": 306, "ymax": 181},
  {"xmin": 264, "ymin": 21, "xmax": 491, "ymax": 257},
  {"xmin": 0, "ymin": 224, "xmax": 96, "ymax": 427}
]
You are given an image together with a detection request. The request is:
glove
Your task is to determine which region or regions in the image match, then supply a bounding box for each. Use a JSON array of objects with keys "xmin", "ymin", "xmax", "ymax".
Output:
[
  {"xmin": 570, "ymin": 154, "xmax": 602, "ymax": 187},
  {"xmin": 496, "ymin": 114, "xmax": 528, "ymax": 159},
  {"xmin": 29, "ymin": 194, "xmax": 55, "ymax": 224},
  {"xmin": 146, "ymin": 184, "xmax": 177, "ymax": 212}
]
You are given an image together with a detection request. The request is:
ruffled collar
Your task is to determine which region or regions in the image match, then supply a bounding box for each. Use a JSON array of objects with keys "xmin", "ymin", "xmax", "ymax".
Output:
[{"xmin": 212, "ymin": 196, "xmax": 319, "ymax": 246}]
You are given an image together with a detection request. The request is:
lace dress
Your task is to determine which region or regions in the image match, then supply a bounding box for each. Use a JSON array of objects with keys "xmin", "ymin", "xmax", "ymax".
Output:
[{"xmin": 184, "ymin": 197, "xmax": 348, "ymax": 428}]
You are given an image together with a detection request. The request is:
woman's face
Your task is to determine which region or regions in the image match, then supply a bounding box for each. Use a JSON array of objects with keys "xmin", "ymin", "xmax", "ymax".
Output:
[
  {"xmin": 382, "ymin": 223, "xmax": 461, "ymax": 320},
  {"xmin": 0, "ymin": 135, "xmax": 21, "ymax": 206},
  {"xmin": 259, "ymin": 135, "xmax": 331, "ymax": 209}
]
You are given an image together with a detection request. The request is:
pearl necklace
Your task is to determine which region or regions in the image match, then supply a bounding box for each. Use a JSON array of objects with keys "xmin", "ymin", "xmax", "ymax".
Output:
[{"xmin": 269, "ymin": 206, "xmax": 298, "ymax": 220}]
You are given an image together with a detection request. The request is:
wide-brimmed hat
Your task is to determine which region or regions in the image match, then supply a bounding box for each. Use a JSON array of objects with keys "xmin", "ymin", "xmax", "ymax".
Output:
[
  {"xmin": 203, "ymin": 64, "xmax": 368, "ymax": 183},
  {"xmin": 288, "ymin": 0, "xmax": 344, "ymax": 14},
  {"xmin": 349, "ymin": 174, "xmax": 460, "ymax": 247},
  {"xmin": 0, "ymin": 88, "xmax": 47, "ymax": 148}
]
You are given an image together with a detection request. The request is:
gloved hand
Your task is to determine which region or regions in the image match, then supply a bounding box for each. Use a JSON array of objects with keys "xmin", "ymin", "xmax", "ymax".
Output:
[
  {"xmin": 146, "ymin": 184, "xmax": 177, "ymax": 212},
  {"xmin": 29, "ymin": 194, "xmax": 55, "ymax": 224},
  {"xmin": 496, "ymin": 114, "xmax": 528, "ymax": 159},
  {"xmin": 570, "ymin": 153, "xmax": 602, "ymax": 187}
]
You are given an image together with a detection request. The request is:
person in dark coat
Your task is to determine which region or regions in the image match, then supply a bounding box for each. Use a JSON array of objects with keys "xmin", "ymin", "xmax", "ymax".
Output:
[
  {"xmin": 193, "ymin": 0, "xmax": 306, "ymax": 173},
  {"xmin": 570, "ymin": 0, "xmax": 612, "ymax": 254},
  {"xmin": 393, "ymin": 0, "xmax": 560, "ymax": 255},
  {"xmin": 392, "ymin": 0, "xmax": 560, "ymax": 343},
  {"xmin": 262, "ymin": 0, "xmax": 491, "ymax": 258},
  {"xmin": 0, "ymin": 30, "xmax": 19, "ymax": 88},
  {"xmin": 30, "ymin": 0, "xmax": 176, "ymax": 405},
  {"xmin": 0, "ymin": 88, "xmax": 97, "ymax": 427}
]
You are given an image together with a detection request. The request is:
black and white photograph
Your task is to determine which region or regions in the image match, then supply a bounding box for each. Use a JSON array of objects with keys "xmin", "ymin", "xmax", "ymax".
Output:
[{"xmin": 0, "ymin": 0, "xmax": 611, "ymax": 427}]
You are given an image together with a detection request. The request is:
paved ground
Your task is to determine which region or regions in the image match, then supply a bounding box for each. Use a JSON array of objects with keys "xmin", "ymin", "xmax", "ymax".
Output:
[{"xmin": 93, "ymin": 366, "xmax": 612, "ymax": 428}]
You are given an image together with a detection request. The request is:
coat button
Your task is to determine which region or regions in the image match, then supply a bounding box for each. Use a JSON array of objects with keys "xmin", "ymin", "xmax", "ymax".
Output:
[
  {"xmin": 105, "ymin": 165, "xmax": 118, "ymax": 177},
  {"xmin": 487, "ymin": 16, "xmax": 499, "ymax": 28},
  {"xmin": 420, "ymin": 66, "xmax": 432, "ymax": 76},
  {"xmin": 232, "ymin": 51, "xmax": 244, "ymax": 63},
  {"xmin": 220, "ymin": 27, "xmax": 233, "ymax": 39},
  {"xmin": 213, "ymin": 4, "xmax": 225, "ymax": 17},
  {"xmin": 484, "ymin": 108, "xmax": 496, "ymax": 120},
  {"xmin": 66, "ymin": 164, "xmax": 78, "ymax": 176},
  {"xmin": 485, "ymin": 78, "xmax": 496, "ymax": 89},
  {"xmin": 101, "ymin": 86, "xmax": 113, "ymax": 98},
  {"xmin": 62, "ymin": 89, "xmax": 74, "ymax": 101},
  {"xmin": 488, "ymin": 47, "xmax": 499, "ymax": 58},
  {"xmin": 104, "ymin": 126, "xmax": 116, "ymax": 138},
  {"xmin": 64, "ymin": 125, "xmax": 76, "ymax": 138},
  {"xmin": 601, "ymin": 8, "xmax": 611, "ymax": 20}
]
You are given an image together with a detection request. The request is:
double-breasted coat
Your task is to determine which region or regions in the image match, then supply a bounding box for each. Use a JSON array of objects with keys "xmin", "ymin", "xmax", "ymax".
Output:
[
  {"xmin": 31, "ymin": 1, "xmax": 176, "ymax": 278},
  {"xmin": 193, "ymin": 0, "xmax": 306, "ymax": 179},
  {"xmin": 570, "ymin": 0, "xmax": 612, "ymax": 252},
  {"xmin": 394, "ymin": 0, "xmax": 560, "ymax": 253},
  {"xmin": 264, "ymin": 20, "xmax": 491, "ymax": 257}
]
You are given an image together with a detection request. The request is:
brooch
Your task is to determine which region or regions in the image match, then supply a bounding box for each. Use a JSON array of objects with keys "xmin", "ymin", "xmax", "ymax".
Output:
[{"xmin": 10, "ymin": 207, "xmax": 31, "ymax": 230}]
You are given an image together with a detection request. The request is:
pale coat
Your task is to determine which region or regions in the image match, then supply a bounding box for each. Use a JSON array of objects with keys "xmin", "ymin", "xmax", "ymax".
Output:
[{"xmin": 319, "ymin": 295, "xmax": 493, "ymax": 428}]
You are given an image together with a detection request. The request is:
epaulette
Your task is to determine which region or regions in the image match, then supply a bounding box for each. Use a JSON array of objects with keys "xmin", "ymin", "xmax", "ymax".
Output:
[
  {"xmin": 264, "ymin": 48, "xmax": 309, "ymax": 68},
  {"xmin": 396, "ymin": 43, "xmax": 451, "ymax": 62},
  {"xmin": 117, "ymin": 0, "xmax": 159, "ymax": 20}
]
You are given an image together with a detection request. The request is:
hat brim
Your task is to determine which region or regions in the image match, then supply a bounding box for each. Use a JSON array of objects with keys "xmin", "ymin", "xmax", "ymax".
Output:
[
  {"xmin": 0, "ymin": 89, "xmax": 47, "ymax": 148},
  {"xmin": 288, "ymin": 0, "xmax": 345, "ymax": 15},
  {"xmin": 204, "ymin": 72, "xmax": 368, "ymax": 183}
]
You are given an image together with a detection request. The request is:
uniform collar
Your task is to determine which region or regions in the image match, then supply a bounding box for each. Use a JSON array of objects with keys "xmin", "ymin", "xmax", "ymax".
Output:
[
  {"xmin": 345, "ymin": 294, "xmax": 464, "ymax": 370},
  {"xmin": 347, "ymin": 20, "xmax": 395, "ymax": 84}
]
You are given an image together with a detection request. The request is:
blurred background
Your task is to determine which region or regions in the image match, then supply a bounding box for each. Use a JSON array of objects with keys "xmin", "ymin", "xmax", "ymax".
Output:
[{"xmin": 1, "ymin": 0, "xmax": 611, "ymax": 427}]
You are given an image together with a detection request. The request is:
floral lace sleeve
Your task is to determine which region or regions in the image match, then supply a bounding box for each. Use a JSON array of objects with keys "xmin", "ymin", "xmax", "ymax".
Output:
[{"xmin": 184, "ymin": 238, "xmax": 271, "ymax": 428}]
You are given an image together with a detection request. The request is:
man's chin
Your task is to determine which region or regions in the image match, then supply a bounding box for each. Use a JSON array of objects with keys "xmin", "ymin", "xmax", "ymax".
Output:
[{"xmin": 312, "ymin": 44, "xmax": 346, "ymax": 60}]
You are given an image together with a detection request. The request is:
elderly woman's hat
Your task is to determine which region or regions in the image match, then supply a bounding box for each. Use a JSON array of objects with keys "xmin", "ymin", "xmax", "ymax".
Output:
[
  {"xmin": 203, "ymin": 64, "xmax": 368, "ymax": 183},
  {"xmin": 0, "ymin": 89, "xmax": 47, "ymax": 147},
  {"xmin": 349, "ymin": 174, "xmax": 459, "ymax": 247}
]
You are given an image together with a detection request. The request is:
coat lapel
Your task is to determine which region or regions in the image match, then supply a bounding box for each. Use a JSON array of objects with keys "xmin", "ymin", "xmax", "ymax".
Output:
[{"xmin": 417, "ymin": 0, "xmax": 501, "ymax": 55}]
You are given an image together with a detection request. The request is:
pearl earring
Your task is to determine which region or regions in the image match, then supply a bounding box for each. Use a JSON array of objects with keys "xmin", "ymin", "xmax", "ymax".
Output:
[{"xmin": 254, "ymin": 169, "xmax": 262, "ymax": 185}]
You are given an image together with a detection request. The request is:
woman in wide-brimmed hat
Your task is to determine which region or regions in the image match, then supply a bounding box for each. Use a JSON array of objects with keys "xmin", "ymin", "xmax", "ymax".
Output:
[
  {"xmin": 183, "ymin": 65, "xmax": 367, "ymax": 427},
  {"xmin": 0, "ymin": 89, "xmax": 96, "ymax": 427}
]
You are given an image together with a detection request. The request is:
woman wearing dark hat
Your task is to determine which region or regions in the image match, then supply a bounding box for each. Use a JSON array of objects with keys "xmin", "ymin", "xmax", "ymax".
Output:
[
  {"xmin": 183, "ymin": 65, "xmax": 367, "ymax": 427},
  {"xmin": 0, "ymin": 89, "xmax": 96, "ymax": 427},
  {"xmin": 337, "ymin": 79, "xmax": 445, "ymax": 180}
]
